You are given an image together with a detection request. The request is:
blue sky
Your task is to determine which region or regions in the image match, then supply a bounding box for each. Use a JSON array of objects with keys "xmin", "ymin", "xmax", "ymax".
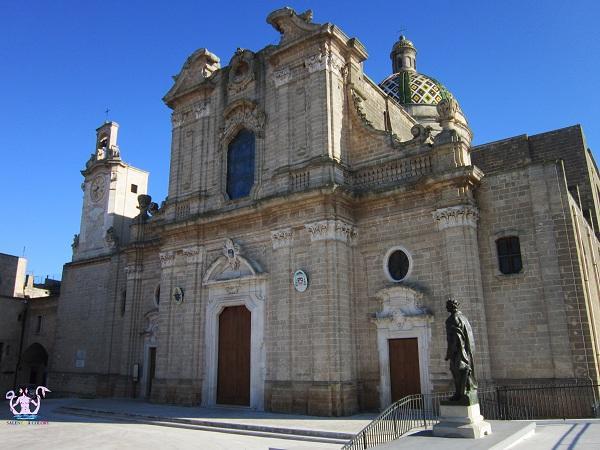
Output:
[{"xmin": 1, "ymin": 0, "xmax": 599, "ymax": 279}]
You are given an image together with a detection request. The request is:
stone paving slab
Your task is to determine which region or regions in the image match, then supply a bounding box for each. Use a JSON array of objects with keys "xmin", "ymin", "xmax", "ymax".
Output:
[
  {"xmin": 371, "ymin": 421, "xmax": 535, "ymax": 450},
  {"xmin": 0, "ymin": 399, "xmax": 343, "ymax": 450},
  {"xmin": 510, "ymin": 419, "xmax": 600, "ymax": 450},
  {"xmin": 52, "ymin": 398, "xmax": 374, "ymax": 434}
]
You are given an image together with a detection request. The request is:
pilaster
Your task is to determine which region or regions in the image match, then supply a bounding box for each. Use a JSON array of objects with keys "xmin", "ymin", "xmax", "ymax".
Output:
[
  {"xmin": 432, "ymin": 205, "xmax": 491, "ymax": 382},
  {"xmin": 302, "ymin": 218, "xmax": 358, "ymax": 415}
]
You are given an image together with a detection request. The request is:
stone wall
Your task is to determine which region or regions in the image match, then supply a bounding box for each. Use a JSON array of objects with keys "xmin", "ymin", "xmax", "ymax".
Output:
[
  {"xmin": 51, "ymin": 255, "xmax": 126, "ymax": 396},
  {"xmin": 0, "ymin": 253, "xmax": 27, "ymax": 298},
  {"xmin": 473, "ymin": 125, "xmax": 600, "ymax": 233},
  {"xmin": 476, "ymin": 159, "xmax": 600, "ymax": 383},
  {"xmin": 0, "ymin": 296, "xmax": 26, "ymax": 393}
]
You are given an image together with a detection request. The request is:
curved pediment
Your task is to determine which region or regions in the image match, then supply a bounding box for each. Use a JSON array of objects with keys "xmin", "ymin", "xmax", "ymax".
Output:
[
  {"xmin": 163, "ymin": 48, "xmax": 220, "ymax": 107},
  {"xmin": 267, "ymin": 8, "xmax": 321, "ymax": 45},
  {"xmin": 375, "ymin": 285, "xmax": 430, "ymax": 315},
  {"xmin": 203, "ymin": 239, "xmax": 264, "ymax": 285}
]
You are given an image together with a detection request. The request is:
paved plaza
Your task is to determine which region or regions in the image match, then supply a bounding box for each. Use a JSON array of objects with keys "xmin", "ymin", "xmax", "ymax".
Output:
[
  {"xmin": 2, "ymin": 398, "xmax": 600, "ymax": 449},
  {"xmin": 0, "ymin": 399, "xmax": 368, "ymax": 449}
]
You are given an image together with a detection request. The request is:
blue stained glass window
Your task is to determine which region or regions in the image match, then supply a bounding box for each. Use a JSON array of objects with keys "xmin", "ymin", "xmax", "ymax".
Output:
[{"xmin": 226, "ymin": 129, "xmax": 255, "ymax": 199}]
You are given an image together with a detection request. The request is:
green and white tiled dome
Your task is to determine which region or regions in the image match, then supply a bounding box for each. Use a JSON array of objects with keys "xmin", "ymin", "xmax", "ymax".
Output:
[
  {"xmin": 380, "ymin": 34, "xmax": 472, "ymax": 143},
  {"xmin": 379, "ymin": 71, "xmax": 453, "ymax": 106}
]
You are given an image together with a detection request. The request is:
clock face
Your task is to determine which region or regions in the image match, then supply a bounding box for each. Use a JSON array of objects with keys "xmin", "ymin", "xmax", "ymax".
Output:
[{"xmin": 90, "ymin": 175, "xmax": 106, "ymax": 202}]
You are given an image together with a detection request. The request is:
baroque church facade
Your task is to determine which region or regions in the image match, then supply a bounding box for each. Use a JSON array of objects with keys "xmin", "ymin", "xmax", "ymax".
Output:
[{"xmin": 50, "ymin": 8, "xmax": 600, "ymax": 416}]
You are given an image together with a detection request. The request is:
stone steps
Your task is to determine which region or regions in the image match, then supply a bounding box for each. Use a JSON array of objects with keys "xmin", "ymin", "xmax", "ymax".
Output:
[{"xmin": 54, "ymin": 406, "xmax": 353, "ymax": 445}]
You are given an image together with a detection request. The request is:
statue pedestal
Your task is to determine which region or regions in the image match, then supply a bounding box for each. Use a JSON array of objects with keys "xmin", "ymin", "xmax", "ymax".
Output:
[{"xmin": 433, "ymin": 403, "xmax": 492, "ymax": 439}]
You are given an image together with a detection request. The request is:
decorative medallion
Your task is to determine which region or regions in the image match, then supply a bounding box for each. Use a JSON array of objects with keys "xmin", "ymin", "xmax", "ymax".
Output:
[
  {"xmin": 228, "ymin": 49, "xmax": 255, "ymax": 95},
  {"xmin": 293, "ymin": 269, "xmax": 309, "ymax": 292},
  {"xmin": 90, "ymin": 175, "xmax": 106, "ymax": 203},
  {"xmin": 172, "ymin": 286, "xmax": 184, "ymax": 304}
]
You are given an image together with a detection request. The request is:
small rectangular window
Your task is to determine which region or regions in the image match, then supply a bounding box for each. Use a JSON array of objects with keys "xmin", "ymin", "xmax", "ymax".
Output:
[
  {"xmin": 131, "ymin": 184, "xmax": 138, "ymax": 193},
  {"xmin": 496, "ymin": 236, "xmax": 522, "ymax": 274},
  {"xmin": 36, "ymin": 316, "xmax": 42, "ymax": 334}
]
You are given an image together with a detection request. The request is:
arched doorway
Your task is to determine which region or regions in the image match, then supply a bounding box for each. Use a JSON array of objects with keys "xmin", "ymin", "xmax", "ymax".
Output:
[
  {"xmin": 217, "ymin": 305, "xmax": 251, "ymax": 406},
  {"xmin": 202, "ymin": 238, "xmax": 267, "ymax": 410},
  {"xmin": 142, "ymin": 310, "xmax": 159, "ymax": 399},
  {"xmin": 21, "ymin": 343, "xmax": 48, "ymax": 386}
]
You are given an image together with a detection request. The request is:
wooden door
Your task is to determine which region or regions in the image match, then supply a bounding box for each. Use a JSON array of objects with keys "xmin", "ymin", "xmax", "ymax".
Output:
[
  {"xmin": 217, "ymin": 305, "xmax": 251, "ymax": 406},
  {"xmin": 388, "ymin": 338, "xmax": 421, "ymax": 402},
  {"xmin": 147, "ymin": 347, "xmax": 156, "ymax": 397}
]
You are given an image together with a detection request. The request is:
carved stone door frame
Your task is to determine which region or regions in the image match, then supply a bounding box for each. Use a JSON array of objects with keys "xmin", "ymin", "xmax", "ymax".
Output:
[
  {"xmin": 202, "ymin": 239, "xmax": 267, "ymax": 410},
  {"xmin": 373, "ymin": 286, "xmax": 433, "ymax": 409},
  {"xmin": 141, "ymin": 309, "xmax": 159, "ymax": 399}
]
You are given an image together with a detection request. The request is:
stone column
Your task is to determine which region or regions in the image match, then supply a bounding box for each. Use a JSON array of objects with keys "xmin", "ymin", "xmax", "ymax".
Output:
[
  {"xmin": 265, "ymin": 228, "xmax": 294, "ymax": 412},
  {"xmin": 432, "ymin": 205, "xmax": 491, "ymax": 382},
  {"xmin": 120, "ymin": 261, "xmax": 144, "ymax": 397},
  {"xmin": 178, "ymin": 246, "xmax": 203, "ymax": 404},
  {"xmin": 152, "ymin": 249, "xmax": 176, "ymax": 403},
  {"xmin": 303, "ymin": 219, "xmax": 358, "ymax": 416}
]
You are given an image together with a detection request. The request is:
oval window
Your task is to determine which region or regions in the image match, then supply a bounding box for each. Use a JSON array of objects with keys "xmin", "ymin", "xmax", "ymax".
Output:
[{"xmin": 387, "ymin": 249, "xmax": 410, "ymax": 282}]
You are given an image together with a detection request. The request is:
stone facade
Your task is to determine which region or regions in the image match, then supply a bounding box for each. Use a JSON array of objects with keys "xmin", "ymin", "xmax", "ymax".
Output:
[{"xmin": 46, "ymin": 7, "xmax": 600, "ymax": 416}]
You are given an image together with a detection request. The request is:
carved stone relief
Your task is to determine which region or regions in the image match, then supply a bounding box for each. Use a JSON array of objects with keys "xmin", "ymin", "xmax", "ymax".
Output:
[
  {"xmin": 171, "ymin": 101, "xmax": 211, "ymax": 129},
  {"xmin": 432, "ymin": 205, "xmax": 479, "ymax": 230},
  {"xmin": 228, "ymin": 49, "xmax": 255, "ymax": 95},
  {"xmin": 223, "ymin": 238, "xmax": 242, "ymax": 271},
  {"xmin": 304, "ymin": 50, "xmax": 346, "ymax": 76},
  {"xmin": 105, "ymin": 227, "xmax": 118, "ymax": 249},
  {"xmin": 219, "ymin": 100, "xmax": 266, "ymax": 142},
  {"xmin": 304, "ymin": 219, "xmax": 357, "ymax": 243},
  {"xmin": 159, "ymin": 251, "xmax": 176, "ymax": 268},
  {"xmin": 273, "ymin": 66, "xmax": 292, "ymax": 87},
  {"xmin": 125, "ymin": 263, "xmax": 143, "ymax": 280},
  {"xmin": 142, "ymin": 311, "xmax": 159, "ymax": 346},
  {"xmin": 182, "ymin": 246, "xmax": 202, "ymax": 264},
  {"xmin": 271, "ymin": 228, "xmax": 293, "ymax": 249}
]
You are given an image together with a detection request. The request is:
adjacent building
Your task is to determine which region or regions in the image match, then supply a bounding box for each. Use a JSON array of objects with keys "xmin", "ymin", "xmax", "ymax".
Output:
[{"xmin": 0, "ymin": 253, "xmax": 59, "ymax": 393}]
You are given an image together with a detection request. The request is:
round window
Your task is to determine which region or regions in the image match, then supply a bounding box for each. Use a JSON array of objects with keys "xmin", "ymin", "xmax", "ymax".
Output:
[{"xmin": 386, "ymin": 249, "xmax": 411, "ymax": 282}]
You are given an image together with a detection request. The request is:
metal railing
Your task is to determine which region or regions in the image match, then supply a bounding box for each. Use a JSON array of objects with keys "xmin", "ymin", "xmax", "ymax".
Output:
[
  {"xmin": 495, "ymin": 383, "xmax": 600, "ymax": 420},
  {"xmin": 343, "ymin": 383, "xmax": 600, "ymax": 450}
]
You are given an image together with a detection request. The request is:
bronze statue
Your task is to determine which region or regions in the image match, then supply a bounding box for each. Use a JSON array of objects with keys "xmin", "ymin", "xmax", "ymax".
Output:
[{"xmin": 444, "ymin": 298, "xmax": 477, "ymax": 403}]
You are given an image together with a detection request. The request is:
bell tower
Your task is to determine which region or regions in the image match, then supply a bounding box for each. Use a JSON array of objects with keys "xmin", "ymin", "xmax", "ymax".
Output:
[{"xmin": 73, "ymin": 121, "xmax": 149, "ymax": 261}]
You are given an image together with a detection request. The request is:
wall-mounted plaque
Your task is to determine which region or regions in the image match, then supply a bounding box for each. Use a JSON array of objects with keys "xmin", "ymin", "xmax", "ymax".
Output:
[
  {"xmin": 172, "ymin": 286, "xmax": 184, "ymax": 304},
  {"xmin": 293, "ymin": 270, "xmax": 309, "ymax": 292}
]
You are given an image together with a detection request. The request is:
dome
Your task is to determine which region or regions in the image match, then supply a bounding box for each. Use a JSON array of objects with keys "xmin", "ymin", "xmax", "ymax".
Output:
[
  {"xmin": 379, "ymin": 71, "xmax": 453, "ymax": 106},
  {"xmin": 380, "ymin": 35, "xmax": 472, "ymax": 143}
]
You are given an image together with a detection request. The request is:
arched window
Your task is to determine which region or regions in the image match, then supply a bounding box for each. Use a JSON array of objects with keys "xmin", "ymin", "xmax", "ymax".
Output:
[
  {"xmin": 496, "ymin": 236, "xmax": 522, "ymax": 274},
  {"xmin": 226, "ymin": 129, "xmax": 255, "ymax": 200}
]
